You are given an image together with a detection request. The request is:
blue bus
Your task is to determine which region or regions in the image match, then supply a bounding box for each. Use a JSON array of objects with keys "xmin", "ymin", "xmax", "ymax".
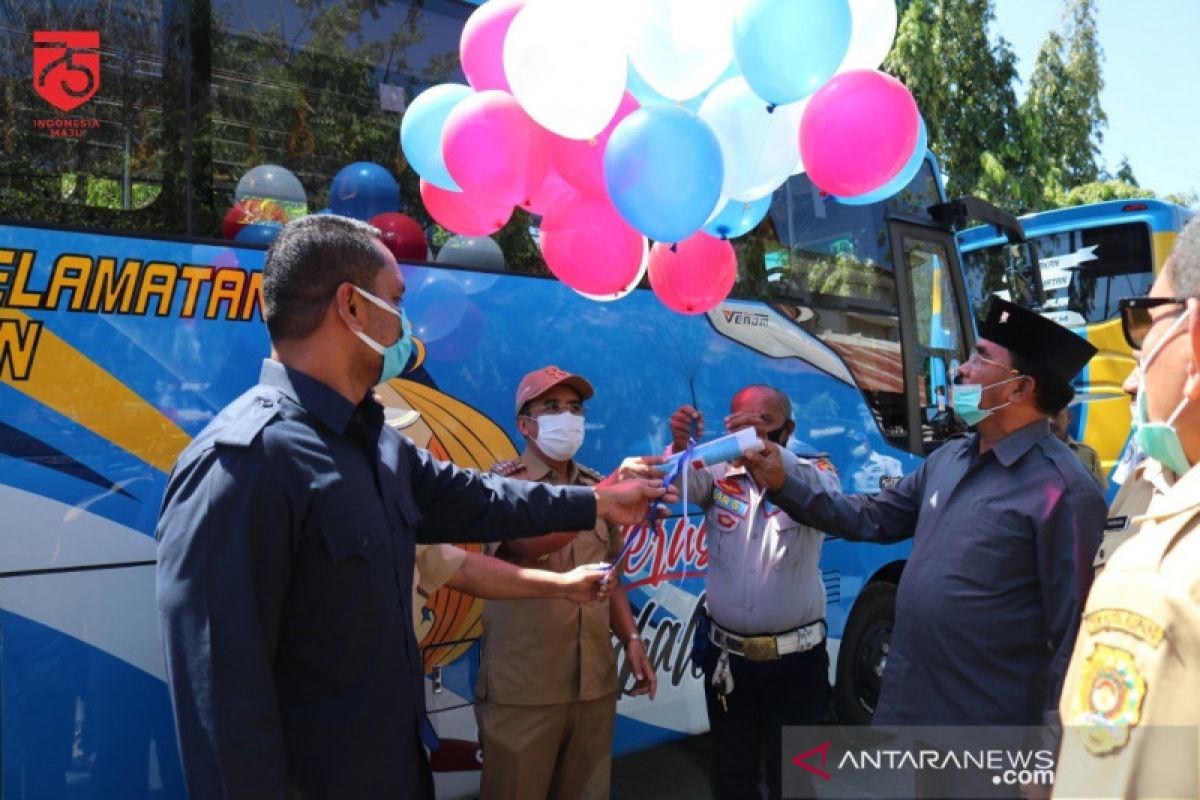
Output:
[
  {"xmin": 0, "ymin": 1, "xmax": 1026, "ymax": 796},
  {"xmin": 959, "ymin": 199, "xmax": 1194, "ymax": 485}
]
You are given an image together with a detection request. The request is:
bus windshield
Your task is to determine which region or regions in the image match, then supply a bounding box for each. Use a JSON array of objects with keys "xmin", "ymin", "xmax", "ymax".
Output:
[{"xmin": 962, "ymin": 220, "xmax": 1154, "ymax": 328}]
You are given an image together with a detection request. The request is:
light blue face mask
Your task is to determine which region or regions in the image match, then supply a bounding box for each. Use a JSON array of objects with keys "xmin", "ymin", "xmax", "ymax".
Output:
[
  {"xmin": 1133, "ymin": 308, "xmax": 1193, "ymax": 476},
  {"xmin": 951, "ymin": 376, "xmax": 1022, "ymax": 427},
  {"xmin": 352, "ymin": 285, "xmax": 413, "ymax": 384}
]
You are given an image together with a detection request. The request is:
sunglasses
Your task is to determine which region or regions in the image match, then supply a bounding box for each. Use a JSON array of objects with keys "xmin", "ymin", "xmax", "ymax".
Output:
[{"xmin": 1118, "ymin": 297, "xmax": 1188, "ymax": 349}]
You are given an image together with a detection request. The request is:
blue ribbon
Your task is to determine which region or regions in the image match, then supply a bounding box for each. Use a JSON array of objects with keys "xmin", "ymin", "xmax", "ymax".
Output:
[{"xmin": 611, "ymin": 437, "xmax": 696, "ymax": 572}]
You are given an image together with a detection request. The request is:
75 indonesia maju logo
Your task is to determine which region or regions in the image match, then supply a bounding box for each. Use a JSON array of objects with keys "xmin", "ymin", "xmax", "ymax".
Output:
[{"xmin": 33, "ymin": 31, "xmax": 101, "ymax": 112}]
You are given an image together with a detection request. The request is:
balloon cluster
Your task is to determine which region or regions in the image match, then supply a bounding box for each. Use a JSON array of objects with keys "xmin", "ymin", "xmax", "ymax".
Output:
[
  {"xmin": 401, "ymin": 0, "xmax": 918, "ymax": 314},
  {"xmin": 222, "ymin": 162, "xmax": 431, "ymax": 263}
]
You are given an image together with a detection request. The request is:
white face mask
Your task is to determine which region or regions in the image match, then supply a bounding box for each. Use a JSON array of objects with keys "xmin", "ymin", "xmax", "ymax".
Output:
[{"xmin": 533, "ymin": 412, "xmax": 585, "ymax": 461}]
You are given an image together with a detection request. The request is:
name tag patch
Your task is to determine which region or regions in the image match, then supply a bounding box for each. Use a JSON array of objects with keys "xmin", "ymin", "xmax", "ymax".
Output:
[
  {"xmin": 1105, "ymin": 516, "xmax": 1130, "ymax": 532},
  {"xmin": 713, "ymin": 488, "xmax": 749, "ymax": 518}
]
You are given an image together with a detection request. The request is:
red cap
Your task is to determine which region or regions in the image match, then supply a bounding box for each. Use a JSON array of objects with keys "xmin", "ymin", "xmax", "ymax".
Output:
[{"xmin": 515, "ymin": 366, "xmax": 594, "ymax": 414}]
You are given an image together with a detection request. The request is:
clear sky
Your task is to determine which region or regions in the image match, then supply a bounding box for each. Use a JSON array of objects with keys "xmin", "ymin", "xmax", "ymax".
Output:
[{"xmin": 991, "ymin": 0, "xmax": 1200, "ymax": 201}]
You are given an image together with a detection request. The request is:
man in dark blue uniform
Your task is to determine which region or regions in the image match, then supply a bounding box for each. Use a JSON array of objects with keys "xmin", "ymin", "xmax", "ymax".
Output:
[
  {"xmin": 744, "ymin": 298, "xmax": 1107, "ymax": 732},
  {"xmin": 155, "ymin": 214, "xmax": 671, "ymax": 800}
]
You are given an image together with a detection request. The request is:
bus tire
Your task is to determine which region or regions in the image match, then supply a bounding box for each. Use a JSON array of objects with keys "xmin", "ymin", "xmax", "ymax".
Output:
[{"xmin": 832, "ymin": 581, "xmax": 896, "ymax": 726}]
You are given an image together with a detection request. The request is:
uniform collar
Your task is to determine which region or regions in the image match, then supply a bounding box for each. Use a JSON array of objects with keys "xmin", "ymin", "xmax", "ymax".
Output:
[
  {"xmin": 983, "ymin": 418, "xmax": 1051, "ymax": 467},
  {"xmin": 259, "ymin": 358, "xmax": 378, "ymax": 436},
  {"xmin": 1139, "ymin": 460, "xmax": 1199, "ymax": 521},
  {"xmin": 519, "ymin": 447, "xmax": 577, "ymax": 483}
]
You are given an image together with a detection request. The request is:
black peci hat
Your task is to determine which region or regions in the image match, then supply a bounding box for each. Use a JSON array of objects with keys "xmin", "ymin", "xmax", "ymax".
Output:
[{"xmin": 977, "ymin": 298, "xmax": 1098, "ymax": 386}]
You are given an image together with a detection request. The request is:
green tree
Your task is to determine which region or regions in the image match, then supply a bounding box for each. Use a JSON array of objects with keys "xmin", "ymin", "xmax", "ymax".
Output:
[
  {"xmin": 1114, "ymin": 156, "xmax": 1138, "ymax": 187},
  {"xmin": 1020, "ymin": 0, "xmax": 1106, "ymax": 202},
  {"xmin": 884, "ymin": 0, "xmax": 1022, "ymax": 200}
]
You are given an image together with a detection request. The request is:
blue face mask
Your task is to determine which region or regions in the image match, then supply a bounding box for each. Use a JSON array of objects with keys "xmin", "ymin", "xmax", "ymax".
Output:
[
  {"xmin": 951, "ymin": 376, "xmax": 1022, "ymax": 427},
  {"xmin": 351, "ymin": 285, "xmax": 413, "ymax": 384},
  {"xmin": 1133, "ymin": 309, "xmax": 1192, "ymax": 476}
]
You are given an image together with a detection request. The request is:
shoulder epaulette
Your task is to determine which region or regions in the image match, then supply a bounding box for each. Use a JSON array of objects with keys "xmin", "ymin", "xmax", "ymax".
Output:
[
  {"xmin": 576, "ymin": 463, "xmax": 605, "ymax": 483},
  {"xmin": 490, "ymin": 458, "xmax": 527, "ymax": 477},
  {"xmin": 214, "ymin": 391, "xmax": 282, "ymax": 448}
]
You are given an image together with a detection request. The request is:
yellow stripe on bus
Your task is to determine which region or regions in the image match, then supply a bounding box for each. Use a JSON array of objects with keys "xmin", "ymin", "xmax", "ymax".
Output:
[{"xmin": 0, "ymin": 308, "xmax": 192, "ymax": 473}]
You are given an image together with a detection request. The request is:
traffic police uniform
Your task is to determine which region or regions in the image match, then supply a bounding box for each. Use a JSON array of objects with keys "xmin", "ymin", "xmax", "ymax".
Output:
[
  {"xmin": 474, "ymin": 449, "xmax": 622, "ymax": 800},
  {"xmin": 687, "ymin": 445, "xmax": 840, "ymax": 800},
  {"xmin": 1055, "ymin": 462, "xmax": 1200, "ymax": 799}
]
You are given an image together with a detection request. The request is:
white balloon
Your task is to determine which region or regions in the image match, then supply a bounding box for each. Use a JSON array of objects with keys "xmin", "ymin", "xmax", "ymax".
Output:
[
  {"xmin": 837, "ymin": 0, "xmax": 898, "ymax": 73},
  {"xmin": 627, "ymin": 0, "xmax": 735, "ymax": 102},
  {"xmin": 698, "ymin": 77, "xmax": 804, "ymax": 202},
  {"xmin": 504, "ymin": 0, "xmax": 628, "ymax": 140},
  {"xmin": 575, "ymin": 237, "xmax": 648, "ymax": 302}
]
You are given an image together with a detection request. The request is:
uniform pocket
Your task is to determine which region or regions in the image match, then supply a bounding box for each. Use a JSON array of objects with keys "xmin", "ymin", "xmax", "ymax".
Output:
[{"xmin": 771, "ymin": 519, "xmax": 804, "ymax": 571}]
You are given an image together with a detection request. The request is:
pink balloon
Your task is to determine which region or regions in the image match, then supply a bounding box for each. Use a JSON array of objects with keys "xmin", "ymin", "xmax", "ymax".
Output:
[
  {"xmin": 539, "ymin": 192, "xmax": 645, "ymax": 295},
  {"xmin": 523, "ymin": 167, "xmax": 575, "ymax": 216},
  {"xmin": 420, "ymin": 179, "xmax": 512, "ymax": 237},
  {"xmin": 647, "ymin": 233, "xmax": 737, "ymax": 315},
  {"xmin": 550, "ymin": 91, "xmax": 640, "ymax": 196},
  {"xmin": 460, "ymin": 0, "xmax": 526, "ymax": 93},
  {"xmin": 442, "ymin": 89, "xmax": 551, "ymax": 208},
  {"xmin": 799, "ymin": 69, "xmax": 920, "ymax": 198}
]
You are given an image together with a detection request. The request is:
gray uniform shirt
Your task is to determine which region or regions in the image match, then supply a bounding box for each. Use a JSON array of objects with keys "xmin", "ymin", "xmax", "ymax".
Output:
[{"xmin": 687, "ymin": 447, "xmax": 841, "ymax": 634}]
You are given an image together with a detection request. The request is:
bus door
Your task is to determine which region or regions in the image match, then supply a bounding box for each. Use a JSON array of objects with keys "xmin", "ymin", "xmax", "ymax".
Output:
[{"xmin": 889, "ymin": 220, "xmax": 975, "ymax": 455}]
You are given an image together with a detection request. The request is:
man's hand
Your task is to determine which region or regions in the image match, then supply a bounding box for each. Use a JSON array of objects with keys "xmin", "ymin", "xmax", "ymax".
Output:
[
  {"xmin": 740, "ymin": 441, "xmax": 787, "ymax": 492},
  {"xmin": 669, "ymin": 405, "xmax": 704, "ymax": 452},
  {"xmin": 593, "ymin": 478, "xmax": 678, "ymax": 526},
  {"xmin": 556, "ymin": 564, "xmax": 615, "ymax": 604},
  {"xmin": 625, "ymin": 638, "xmax": 658, "ymax": 700},
  {"xmin": 600, "ymin": 455, "xmax": 669, "ymax": 485}
]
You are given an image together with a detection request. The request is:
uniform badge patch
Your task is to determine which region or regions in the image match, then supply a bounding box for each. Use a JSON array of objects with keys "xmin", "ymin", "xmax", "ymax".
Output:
[
  {"xmin": 814, "ymin": 458, "xmax": 837, "ymax": 475},
  {"xmin": 1071, "ymin": 642, "xmax": 1147, "ymax": 756},
  {"xmin": 712, "ymin": 488, "xmax": 749, "ymax": 518},
  {"xmin": 716, "ymin": 512, "xmax": 737, "ymax": 529},
  {"xmin": 1084, "ymin": 608, "xmax": 1165, "ymax": 648},
  {"xmin": 716, "ymin": 478, "xmax": 745, "ymax": 497}
]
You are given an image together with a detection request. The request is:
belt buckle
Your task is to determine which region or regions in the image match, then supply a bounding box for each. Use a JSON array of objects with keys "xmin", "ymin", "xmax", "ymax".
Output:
[{"xmin": 742, "ymin": 635, "xmax": 778, "ymax": 661}]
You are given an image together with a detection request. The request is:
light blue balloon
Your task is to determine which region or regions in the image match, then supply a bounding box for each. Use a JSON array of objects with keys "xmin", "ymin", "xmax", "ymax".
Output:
[
  {"xmin": 400, "ymin": 83, "xmax": 472, "ymax": 191},
  {"xmin": 604, "ymin": 106, "xmax": 724, "ymax": 243},
  {"xmin": 835, "ymin": 117, "xmax": 928, "ymax": 206},
  {"xmin": 734, "ymin": 0, "xmax": 853, "ymax": 106},
  {"xmin": 703, "ymin": 194, "xmax": 773, "ymax": 239}
]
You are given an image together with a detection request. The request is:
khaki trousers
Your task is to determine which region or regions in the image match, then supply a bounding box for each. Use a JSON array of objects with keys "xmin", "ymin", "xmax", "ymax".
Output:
[{"xmin": 475, "ymin": 693, "xmax": 617, "ymax": 800}]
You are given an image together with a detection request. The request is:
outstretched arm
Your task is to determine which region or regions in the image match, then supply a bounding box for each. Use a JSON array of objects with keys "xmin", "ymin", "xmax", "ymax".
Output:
[
  {"xmin": 446, "ymin": 550, "xmax": 613, "ymax": 604},
  {"xmin": 743, "ymin": 443, "xmax": 924, "ymax": 544}
]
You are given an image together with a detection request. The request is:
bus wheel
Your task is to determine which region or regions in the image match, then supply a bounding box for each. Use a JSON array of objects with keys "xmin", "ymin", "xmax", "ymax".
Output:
[{"xmin": 833, "ymin": 582, "xmax": 895, "ymax": 726}]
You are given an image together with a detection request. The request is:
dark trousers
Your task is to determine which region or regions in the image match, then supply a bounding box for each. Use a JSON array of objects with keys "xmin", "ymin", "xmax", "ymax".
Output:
[{"xmin": 701, "ymin": 642, "xmax": 829, "ymax": 800}]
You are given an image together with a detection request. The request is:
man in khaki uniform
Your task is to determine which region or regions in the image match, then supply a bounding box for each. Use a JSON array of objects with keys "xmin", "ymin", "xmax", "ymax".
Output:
[
  {"xmin": 1049, "ymin": 406, "xmax": 1108, "ymax": 490},
  {"xmin": 475, "ymin": 366, "xmax": 656, "ymax": 800},
  {"xmin": 1055, "ymin": 228, "xmax": 1200, "ymax": 798}
]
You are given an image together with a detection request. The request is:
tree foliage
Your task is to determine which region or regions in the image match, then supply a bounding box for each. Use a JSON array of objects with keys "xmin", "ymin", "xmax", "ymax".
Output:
[
  {"xmin": 882, "ymin": 0, "xmax": 1171, "ymax": 213},
  {"xmin": 884, "ymin": 0, "xmax": 1022, "ymax": 201}
]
